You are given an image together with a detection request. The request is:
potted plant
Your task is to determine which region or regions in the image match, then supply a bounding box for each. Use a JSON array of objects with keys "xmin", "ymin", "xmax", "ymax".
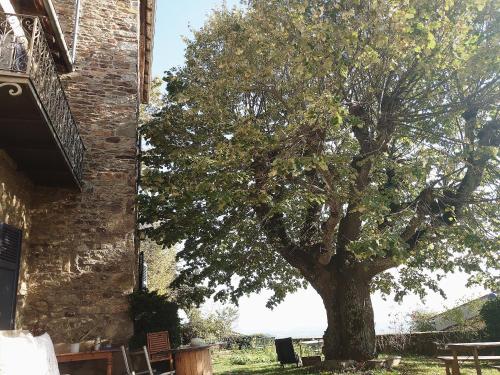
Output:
[{"xmin": 62, "ymin": 321, "xmax": 96, "ymax": 353}]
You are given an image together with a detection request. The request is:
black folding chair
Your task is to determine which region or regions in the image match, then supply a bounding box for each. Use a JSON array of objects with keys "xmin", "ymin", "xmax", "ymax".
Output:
[{"xmin": 275, "ymin": 337, "xmax": 301, "ymax": 367}]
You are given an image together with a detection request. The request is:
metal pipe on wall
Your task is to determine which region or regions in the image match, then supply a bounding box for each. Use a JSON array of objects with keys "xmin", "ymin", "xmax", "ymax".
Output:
[{"xmin": 71, "ymin": 0, "xmax": 81, "ymax": 64}]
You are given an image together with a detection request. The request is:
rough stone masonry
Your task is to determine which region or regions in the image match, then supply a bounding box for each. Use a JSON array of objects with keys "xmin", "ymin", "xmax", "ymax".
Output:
[{"xmin": 16, "ymin": 0, "xmax": 144, "ymax": 345}]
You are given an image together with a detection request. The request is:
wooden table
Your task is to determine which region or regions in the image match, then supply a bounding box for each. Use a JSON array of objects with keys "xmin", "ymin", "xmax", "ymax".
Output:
[
  {"xmin": 56, "ymin": 351, "xmax": 113, "ymax": 375},
  {"xmin": 172, "ymin": 345, "xmax": 213, "ymax": 375},
  {"xmin": 446, "ymin": 342, "xmax": 500, "ymax": 375}
]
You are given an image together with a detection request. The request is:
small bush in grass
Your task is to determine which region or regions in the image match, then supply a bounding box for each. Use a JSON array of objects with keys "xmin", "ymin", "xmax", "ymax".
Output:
[
  {"xmin": 229, "ymin": 355, "xmax": 251, "ymax": 365},
  {"xmin": 226, "ymin": 347, "xmax": 277, "ymax": 365}
]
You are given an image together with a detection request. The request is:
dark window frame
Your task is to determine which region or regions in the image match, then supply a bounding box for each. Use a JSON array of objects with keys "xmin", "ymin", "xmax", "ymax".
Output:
[{"xmin": 0, "ymin": 222, "xmax": 22, "ymax": 330}]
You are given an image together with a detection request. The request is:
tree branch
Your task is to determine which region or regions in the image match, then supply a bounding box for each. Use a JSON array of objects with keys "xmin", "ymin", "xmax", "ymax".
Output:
[
  {"xmin": 250, "ymin": 152, "xmax": 318, "ymax": 279},
  {"xmin": 336, "ymin": 101, "xmax": 397, "ymax": 261},
  {"xmin": 397, "ymin": 116, "xmax": 498, "ymax": 253}
]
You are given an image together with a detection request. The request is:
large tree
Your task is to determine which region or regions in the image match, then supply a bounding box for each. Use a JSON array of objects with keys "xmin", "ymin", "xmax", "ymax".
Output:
[{"xmin": 140, "ymin": 0, "xmax": 499, "ymax": 360}]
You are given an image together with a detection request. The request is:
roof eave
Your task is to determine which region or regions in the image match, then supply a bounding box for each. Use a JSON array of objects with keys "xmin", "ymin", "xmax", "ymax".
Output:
[{"xmin": 140, "ymin": 0, "xmax": 155, "ymax": 104}]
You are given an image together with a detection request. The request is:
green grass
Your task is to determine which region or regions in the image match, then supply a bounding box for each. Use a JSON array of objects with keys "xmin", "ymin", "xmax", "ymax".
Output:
[{"xmin": 213, "ymin": 348, "xmax": 500, "ymax": 374}]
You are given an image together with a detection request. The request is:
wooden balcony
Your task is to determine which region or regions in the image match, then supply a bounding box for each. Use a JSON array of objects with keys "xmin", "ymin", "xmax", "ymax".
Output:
[{"xmin": 0, "ymin": 12, "xmax": 84, "ymax": 188}]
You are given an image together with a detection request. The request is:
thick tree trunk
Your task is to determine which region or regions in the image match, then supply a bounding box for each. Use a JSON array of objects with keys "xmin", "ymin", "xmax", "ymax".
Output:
[{"xmin": 317, "ymin": 270, "xmax": 376, "ymax": 361}]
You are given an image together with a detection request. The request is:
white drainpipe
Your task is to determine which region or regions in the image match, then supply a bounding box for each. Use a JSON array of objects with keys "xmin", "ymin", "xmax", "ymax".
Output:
[{"xmin": 71, "ymin": 0, "xmax": 81, "ymax": 64}]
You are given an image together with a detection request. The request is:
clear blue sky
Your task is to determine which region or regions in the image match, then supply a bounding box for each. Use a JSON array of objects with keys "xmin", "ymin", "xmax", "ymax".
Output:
[
  {"xmin": 151, "ymin": 1, "xmax": 489, "ymax": 337},
  {"xmin": 152, "ymin": 0, "xmax": 241, "ymax": 77}
]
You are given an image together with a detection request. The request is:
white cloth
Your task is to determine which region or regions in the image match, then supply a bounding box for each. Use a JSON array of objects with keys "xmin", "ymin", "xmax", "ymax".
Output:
[
  {"xmin": 33, "ymin": 333, "xmax": 60, "ymax": 375},
  {"xmin": 0, "ymin": 331, "xmax": 60, "ymax": 375}
]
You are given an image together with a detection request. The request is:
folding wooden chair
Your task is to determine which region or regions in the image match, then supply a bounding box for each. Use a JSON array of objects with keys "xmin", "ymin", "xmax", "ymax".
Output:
[
  {"xmin": 121, "ymin": 345, "xmax": 176, "ymax": 375},
  {"xmin": 121, "ymin": 345, "xmax": 155, "ymax": 375},
  {"xmin": 147, "ymin": 331, "xmax": 174, "ymax": 370}
]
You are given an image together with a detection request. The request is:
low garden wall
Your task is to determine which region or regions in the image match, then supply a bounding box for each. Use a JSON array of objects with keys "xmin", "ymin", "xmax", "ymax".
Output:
[
  {"xmin": 376, "ymin": 330, "xmax": 484, "ymax": 356},
  {"xmin": 219, "ymin": 331, "xmax": 489, "ymax": 357}
]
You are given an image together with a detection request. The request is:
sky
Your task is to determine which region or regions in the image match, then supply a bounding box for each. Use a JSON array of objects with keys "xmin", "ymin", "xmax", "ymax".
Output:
[
  {"xmin": 152, "ymin": 0, "xmax": 491, "ymax": 337},
  {"xmin": 152, "ymin": 0, "xmax": 241, "ymax": 77}
]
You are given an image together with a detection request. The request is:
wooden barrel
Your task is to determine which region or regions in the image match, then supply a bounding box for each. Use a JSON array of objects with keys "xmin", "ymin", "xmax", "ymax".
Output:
[{"xmin": 174, "ymin": 345, "xmax": 213, "ymax": 375}]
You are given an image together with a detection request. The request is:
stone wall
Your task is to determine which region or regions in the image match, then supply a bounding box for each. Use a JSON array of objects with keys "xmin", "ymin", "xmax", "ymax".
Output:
[
  {"xmin": 17, "ymin": 0, "xmax": 141, "ymax": 347},
  {"xmin": 376, "ymin": 330, "xmax": 483, "ymax": 356},
  {"xmin": 0, "ymin": 151, "xmax": 33, "ymax": 325}
]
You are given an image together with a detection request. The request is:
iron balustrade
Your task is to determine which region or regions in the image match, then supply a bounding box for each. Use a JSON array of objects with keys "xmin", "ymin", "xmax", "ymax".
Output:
[{"xmin": 0, "ymin": 12, "xmax": 84, "ymax": 186}]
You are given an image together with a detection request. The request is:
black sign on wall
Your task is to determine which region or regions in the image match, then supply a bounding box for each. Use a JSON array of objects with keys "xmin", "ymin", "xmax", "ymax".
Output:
[{"xmin": 0, "ymin": 223, "xmax": 22, "ymax": 330}]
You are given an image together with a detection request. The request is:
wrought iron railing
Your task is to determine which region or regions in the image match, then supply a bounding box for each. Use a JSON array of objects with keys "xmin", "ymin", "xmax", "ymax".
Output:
[{"xmin": 0, "ymin": 12, "xmax": 84, "ymax": 186}]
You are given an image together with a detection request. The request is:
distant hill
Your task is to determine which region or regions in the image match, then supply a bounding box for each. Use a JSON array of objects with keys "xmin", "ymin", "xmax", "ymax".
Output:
[{"xmin": 238, "ymin": 328, "xmax": 324, "ymax": 339}]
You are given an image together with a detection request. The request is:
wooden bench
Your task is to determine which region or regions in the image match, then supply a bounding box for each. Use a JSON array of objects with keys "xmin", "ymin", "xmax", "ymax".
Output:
[{"xmin": 437, "ymin": 356, "xmax": 500, "ymax": 375}]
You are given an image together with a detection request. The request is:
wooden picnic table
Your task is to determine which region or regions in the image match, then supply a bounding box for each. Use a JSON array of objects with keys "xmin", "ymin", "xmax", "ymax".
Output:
[{"xmin": 440, "ymin": 342, "xmax": 500, "ymax": 375}]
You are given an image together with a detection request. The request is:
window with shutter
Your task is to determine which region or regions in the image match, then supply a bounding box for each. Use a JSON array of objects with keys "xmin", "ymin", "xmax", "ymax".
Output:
[{"xmin": 0, "ymin": 223, "xmax": 22, "ymax": 330}]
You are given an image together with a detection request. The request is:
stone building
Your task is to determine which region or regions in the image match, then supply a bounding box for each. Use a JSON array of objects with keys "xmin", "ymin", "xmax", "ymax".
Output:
[{"xmin": 0, "ymin": 0, "xmax": 155, "ymax": 348}]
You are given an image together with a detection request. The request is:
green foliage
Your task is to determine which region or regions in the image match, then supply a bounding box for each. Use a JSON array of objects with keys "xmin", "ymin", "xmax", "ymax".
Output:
[
  {"xmin": 182, "ymin": 306, "xmax": 239, "ymax": 343},
  {"xmin": 141, "ymin": 239, "xmax": 177, "ymax": 297},
  {"xmin": 409, "ymin": 310, "xmax": 436, "ymax": 332},
  {"xmin": 221, "ymin": 333, "xmax": 253, "ymax": 349},
  {"xmin": 480, "ymin": 296, "xmax": 500, "ymax": 340},
  {"xmin": 220, "ymin": 333, "xmax": 276, "ymax": 350},
  {"xmin": 438, "ymin": 297, "xmax": 486, "ymax": 333},
  {"xmin": 410, "ymin": 296, "xmax": 490, "ymax": 336},
  {"xmin": 140, "ymin": 0, "xmax": 499, "ymax": 311},
  {"xmin": 227, "ymin": 347, "xmax": 277, "ymax": 365},
  {"xmin": 128, "ymin": 290, "xmax": 181, "ymax": 349}
]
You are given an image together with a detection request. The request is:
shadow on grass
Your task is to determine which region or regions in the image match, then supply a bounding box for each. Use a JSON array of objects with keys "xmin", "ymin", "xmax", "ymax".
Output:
[
  {"xmin": 216, "ymin": 359, "xmax": 443, "ymax": 375},
  {"xmin": 216, "ymin": 363, "xmax": 315, "ymax": 375},
  {"xmin": 215, "ymin": 356, "xmax": 499, "ymax": 375},
  {"xmin": 396, "ymin": 356, "xmax": 441, "ymax": 375}
]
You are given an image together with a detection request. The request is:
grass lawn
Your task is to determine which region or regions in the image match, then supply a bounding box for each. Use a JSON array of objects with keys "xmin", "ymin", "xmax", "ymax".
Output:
[{"xmin": 212, "ymin": 348, "xmax": 500, "ymax": 374}]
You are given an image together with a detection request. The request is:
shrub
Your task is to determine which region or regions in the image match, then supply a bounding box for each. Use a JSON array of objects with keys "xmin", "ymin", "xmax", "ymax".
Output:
[
  {"xmin": 227, "ymin": 348, "xmax": 276, "ymax": 365},
  {"xmin": 409, "ymin": 310, "xmax": 436, "ymax": 332},
  {"xmin": 129, "ymin": 290, "xmax": 181, "ymax": 349},
  {"xmin": 181, "ymin": 306, "xmax": 238, "ymax": 344},
  {"xmin": 217, "ymin": 333, "xmax": 250, "ymax": 349},
  {"xmin": 480, "ymin": 296, "xmax": 500, "ymax": 340},
  {"xmin": 229, "ymin": 355, "xmax": 250, "ymax": 365},
  {"xmin": 376, "ymin": 332, "xmax": 410, "ymax": 354},
  {"xmin": 141, "ymin": 240, "xmax": 177, "ymax": 297},
  {"xmin": 235, "ymin": 335, "xmax": 253, "ymax": 349}
]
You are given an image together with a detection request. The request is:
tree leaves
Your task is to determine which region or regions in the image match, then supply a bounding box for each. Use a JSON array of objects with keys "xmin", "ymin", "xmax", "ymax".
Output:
[{"xmin": 140, "ymin": 0, "xmax": 500, "ymax": 307}]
